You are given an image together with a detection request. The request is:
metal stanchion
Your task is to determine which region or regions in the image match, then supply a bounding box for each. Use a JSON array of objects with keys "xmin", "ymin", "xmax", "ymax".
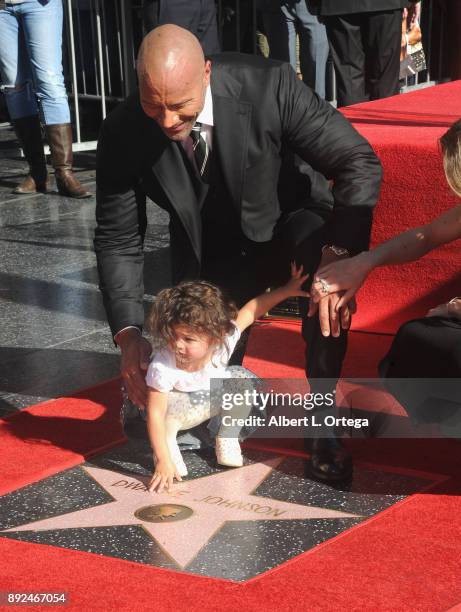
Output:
[
  {"xmin": 75, "ymin": 0, "xmax": 87, "ymax": 94},
  {"xmin": 94, "ymin": 0, "xmax": 107, "ymax": 119},
  {"xmin": 120, "ymin": 0, "xmax": 137, "ymax": 98},
  {"xmin": 101, "ymin": 0, "xmax": 113, "ymax": 96},
  {"xmin": 66, "ymin": 0, "xmax": 81, "ymax": 144},
  {"xmin": 115, "ymin": 0, "xmax": 126, "ymax": 95}
]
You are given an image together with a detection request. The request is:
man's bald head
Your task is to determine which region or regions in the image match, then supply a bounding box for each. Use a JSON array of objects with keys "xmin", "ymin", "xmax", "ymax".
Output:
[
  {"xmin": 137, "ymin": 25, "xmax": 211, "ymax": 141},
  {"xmin": 137, "ymin": 25, "xmax": 205, "ymax": 85}
]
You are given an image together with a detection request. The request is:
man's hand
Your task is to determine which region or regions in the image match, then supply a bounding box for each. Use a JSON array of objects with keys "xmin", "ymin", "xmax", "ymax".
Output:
[
  {"xmin": 307, "ymin": 247, "xmax": 357, "ymax": 336},
  {"xmin": 308, "ymin": 292, "xmax": 356, "ymax": 337},
  {"xmin": 117, "ymin": 329, "xmax": 152, "ymax": 410}
]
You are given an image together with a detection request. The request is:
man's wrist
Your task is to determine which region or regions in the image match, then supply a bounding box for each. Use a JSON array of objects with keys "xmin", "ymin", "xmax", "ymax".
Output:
[
  {"xmin": 320, "ymin": 244, "xmax": 350, "ymax": 266},
  {"xmin": 321, "ymin": 244, "xmax": 350, "ymax": 258}
]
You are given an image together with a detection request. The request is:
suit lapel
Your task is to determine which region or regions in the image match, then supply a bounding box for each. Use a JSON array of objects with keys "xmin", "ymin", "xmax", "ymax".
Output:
[
  {"xmin": 211, "ymin": 69, "xmax": 252, "ymax": 215},
  {"xmin": 153, "ymin": 138, "xmax": 203, "ymax": 262}
]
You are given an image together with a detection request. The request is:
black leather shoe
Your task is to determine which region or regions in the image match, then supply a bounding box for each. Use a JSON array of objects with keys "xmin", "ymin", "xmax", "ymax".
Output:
[{"xmin": 305, "ymin": 437, "xmax": 353, "ymax": 482}]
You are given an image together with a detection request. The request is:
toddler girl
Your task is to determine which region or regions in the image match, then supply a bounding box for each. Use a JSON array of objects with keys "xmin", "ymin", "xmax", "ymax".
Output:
[{"xmin": 145, "ymin": 263, "xmax": 308, "ymax": 492}]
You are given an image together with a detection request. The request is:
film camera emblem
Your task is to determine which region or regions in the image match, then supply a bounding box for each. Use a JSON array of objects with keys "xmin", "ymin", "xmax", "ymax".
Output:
[{"xmin": 134, "ymin": 504, "xmax": 193, "ymax": 523}]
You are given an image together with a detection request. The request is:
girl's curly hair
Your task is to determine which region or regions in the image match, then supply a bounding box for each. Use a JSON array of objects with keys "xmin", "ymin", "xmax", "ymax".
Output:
[{"xmin": 146, "ymin": 281, "xmax": 238, "ymax": 349}]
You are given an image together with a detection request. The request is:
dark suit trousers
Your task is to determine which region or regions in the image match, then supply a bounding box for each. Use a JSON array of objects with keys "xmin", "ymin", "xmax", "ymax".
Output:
[
  {"xmin": 200, "ymin": 207, "xmax": 348, "ymax": 386},
  {"xmin": 142, "ymin": 0, "xmax": 220, "ymax": 55},
  {"xmin": 324, "ymin": 9, "xmax": 402, "ymax": 107}
]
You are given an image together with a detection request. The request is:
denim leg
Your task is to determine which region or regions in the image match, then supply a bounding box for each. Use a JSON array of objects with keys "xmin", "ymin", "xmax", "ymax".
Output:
[
  {"xmin": 262, "ymin": 1, "xmax": 297, "ymax": 71},
  {"xmin": 20, "ymin": 0, "xmax": 70, "ymax": 125},
  {"xmin": 0, "ymin": 6, "xmax": 38, "ymax": 119},
  {"xmin": 295, "ymin": 1, "xmax": 329, "ymax": 97}
]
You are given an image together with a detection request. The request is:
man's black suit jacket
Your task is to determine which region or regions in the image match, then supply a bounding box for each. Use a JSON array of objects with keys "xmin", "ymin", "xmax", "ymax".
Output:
[
  {"xmin": 95, "ymin": 53, "xmax": 382, "ymax": 336},
  {"xmin": 319, "ymin": 0, "xmax": 408, "ymax": 14}
]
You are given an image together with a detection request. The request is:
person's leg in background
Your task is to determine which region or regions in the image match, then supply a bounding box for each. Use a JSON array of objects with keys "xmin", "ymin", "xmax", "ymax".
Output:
[
  {"xmin": 142, "ymin": 0, "xmax": 160, "ymax": 34},
  {"xmin": 0, "ymin": 3, "xmax": 48, "ymax": 194},
  {"xmin": 323, "ymin": 13, "xmax": 367, "ymax": 107},
  {"xmin": 195, "ymin": 0, "xmax": 220, "ymax": 55},
  {"xmin": 296, "ymin": 1, "xmax": 329, "ymax": 98},
  {"xmin": 364, "ymin": 9, "xmax": 403, "ymax": 101},
  {"xmin": 158, "ymin": 0, "xmax": 220, "ymax": 56},
  {"xmin": 21, "ymin": 0, "xmax": 90, "ymax": 198},
  {"xmin": 261, "ymin": 0, "xmax": 297, "ymax": 71}
]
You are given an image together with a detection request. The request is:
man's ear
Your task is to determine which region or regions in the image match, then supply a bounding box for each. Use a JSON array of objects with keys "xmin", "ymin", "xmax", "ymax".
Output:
[{"xmin": 204, "ymin": 60, "xmax": 212, "ymax": 86}]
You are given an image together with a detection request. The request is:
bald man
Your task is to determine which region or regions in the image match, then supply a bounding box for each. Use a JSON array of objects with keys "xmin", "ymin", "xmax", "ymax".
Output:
[{"xmin": 95, "ymin": 25, "xmax": 382, "ymax": 482}]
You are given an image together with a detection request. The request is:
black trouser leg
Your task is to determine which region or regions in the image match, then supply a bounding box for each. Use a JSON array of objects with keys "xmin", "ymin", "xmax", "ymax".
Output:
[
  {"xmin": 302, "ymin": 311, "xmax": 348, "ymax": 381},
  {"xmin": 284, "ymin": 208, "xmax": 353, "ymax": 480},
  {"xmin": 364, "ymin": 9, "xmax": 403, "ymax": 101},
  {"xmin": 142, "ymin": 0, "xmax": 159, "ymax": 33},
  {"xmin": 324, "ymin": 14, "xmax": 367, "ymax": 107},
  {"xmin": 325, "ymin": 9, "xmax": 402, "ymax": 107},
  {"xmin": 280, "ymin": 207, "xmax": 349, "ymax": 386}
]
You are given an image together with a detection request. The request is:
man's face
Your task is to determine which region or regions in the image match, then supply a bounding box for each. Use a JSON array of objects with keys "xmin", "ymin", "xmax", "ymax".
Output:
[{"xmin": 140, "ymin": 60, "xmax": 211, "ymax": 141}]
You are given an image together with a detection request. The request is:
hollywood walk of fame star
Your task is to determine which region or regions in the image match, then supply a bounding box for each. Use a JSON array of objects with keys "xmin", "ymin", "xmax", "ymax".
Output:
[{"xmin": 3, "ymin": 457, "xmax": 360, "ymax": 568}]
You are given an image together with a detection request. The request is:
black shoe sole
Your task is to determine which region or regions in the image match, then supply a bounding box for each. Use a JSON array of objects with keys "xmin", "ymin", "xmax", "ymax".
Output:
[{"xmin": 306, "ymin": 461, "xmax": 353, "ymax": 483}]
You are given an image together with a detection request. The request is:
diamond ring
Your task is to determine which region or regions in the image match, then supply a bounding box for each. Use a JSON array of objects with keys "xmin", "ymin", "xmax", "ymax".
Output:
[{"xmin": 318, "ymin": 278, "xmax": 330, "ymax": 295}]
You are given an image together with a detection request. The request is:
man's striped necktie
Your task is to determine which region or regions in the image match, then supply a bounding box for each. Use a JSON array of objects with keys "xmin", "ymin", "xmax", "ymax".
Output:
[{"xmin": 190, "ymin": 122, "xmax": 210, "ymax": 182}]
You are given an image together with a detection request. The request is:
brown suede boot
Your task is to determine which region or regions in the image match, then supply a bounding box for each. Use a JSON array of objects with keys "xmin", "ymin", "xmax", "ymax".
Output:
[
  {"xmin": 12, "ymin": 115, "xmax": 49, "ymax": 194},
  {"xmin": 45, "ymin": 123, "xmax": 91, "ymax": 199}
]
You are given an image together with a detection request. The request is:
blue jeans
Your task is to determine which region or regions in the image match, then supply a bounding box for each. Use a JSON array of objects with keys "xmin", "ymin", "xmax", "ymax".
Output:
[
  {"xmin": 0, "ymin": 0, "xmax": 70, "ymax": 124},
  {"xmin": 262, "ymin": 0, "xmax": 329, "ymax": 98}
]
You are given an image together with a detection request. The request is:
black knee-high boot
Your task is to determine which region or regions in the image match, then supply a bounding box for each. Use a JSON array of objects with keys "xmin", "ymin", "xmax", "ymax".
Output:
[{"xmin": 12, "ymin": 115, "xmax": 49, "ymax": 194}]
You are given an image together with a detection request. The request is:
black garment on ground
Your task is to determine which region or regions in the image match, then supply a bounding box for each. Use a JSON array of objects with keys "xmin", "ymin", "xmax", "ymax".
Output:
[{"xmin": 380, "ymin": 316, "xmax": 461, "ymax": 429}]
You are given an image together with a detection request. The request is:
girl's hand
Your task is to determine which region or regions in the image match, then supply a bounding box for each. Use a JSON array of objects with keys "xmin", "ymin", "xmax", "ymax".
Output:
[
  {"xmin": 148, "ymin": 459, "xmax": 182, "ymax": 493},
  {"xmin": 284, "ymin": 262, "xmax": 310, "ymax": 297}
]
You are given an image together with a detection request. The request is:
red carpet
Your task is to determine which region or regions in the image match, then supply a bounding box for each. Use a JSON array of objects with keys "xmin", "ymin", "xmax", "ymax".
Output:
[{"xmin": 0, "ymin": 378, "xmax": 125, "ymax": 496}]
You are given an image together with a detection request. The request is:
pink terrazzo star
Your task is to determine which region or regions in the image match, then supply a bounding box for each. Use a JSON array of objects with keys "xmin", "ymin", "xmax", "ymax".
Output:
[{"xmin": 4, "ymin": 457, "xmax": 360, "ymax": 568}]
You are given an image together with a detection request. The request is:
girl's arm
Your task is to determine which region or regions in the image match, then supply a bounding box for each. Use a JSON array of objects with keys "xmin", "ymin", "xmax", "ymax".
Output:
[
  {"xmin": 312, "ymin": 204, "xmax": 461, "ymax": 309},
  {"xmin": 235, "ymin": 263, "xmax": 309, "ymax": 332},
  {"xmin": 146, "ymin": 388, "xmax": 182, "ymax": 492}
]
